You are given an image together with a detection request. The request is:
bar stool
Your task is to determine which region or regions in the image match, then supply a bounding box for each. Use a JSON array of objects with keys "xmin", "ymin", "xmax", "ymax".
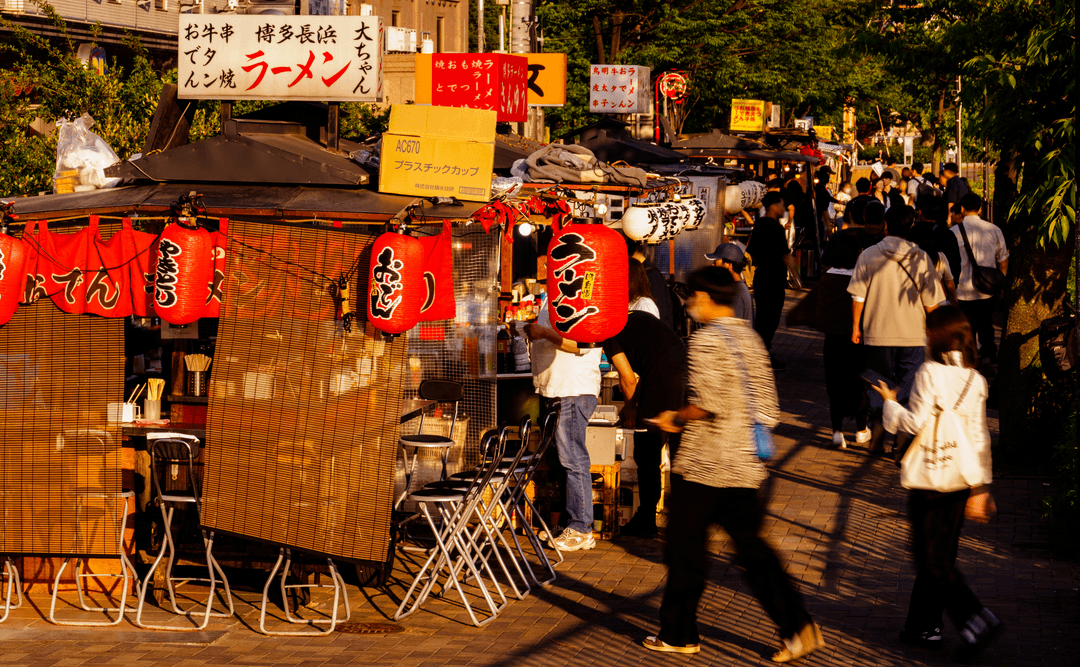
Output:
[
  {"xmin": 135, "ymin": 434, "xmax": 234, "ymax": 630},
  {"xmin": 397, "ymin": 379, "xmax": 464, "ymax": 510},
  {"xmin": 258, "ymin": 547, "xmax": 351, "ymax": 636},
  {"xmin": 1, "ymin": 488, "xmax": 22, "ymax": 623},
  {"xmin": 49, "ymin": 429, "xmax": 139, "ymax": 627}
]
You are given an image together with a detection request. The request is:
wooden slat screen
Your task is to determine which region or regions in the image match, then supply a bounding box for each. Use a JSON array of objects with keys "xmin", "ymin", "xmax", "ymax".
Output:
[
  {"xmin": 202, "ymin": 220, "xmax": 405, "ymax": 564},
  {"xmin": 0, "ymin": 224, "xmax": 125, "ymax": 557}
]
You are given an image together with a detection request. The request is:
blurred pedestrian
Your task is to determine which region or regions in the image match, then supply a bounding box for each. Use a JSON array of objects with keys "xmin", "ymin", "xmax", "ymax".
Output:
[
  {"xmin": 748, "ymin": 192, "xmax": 795, "ymax": 370},
  {"xmin": 848, "ymin": 205, "xmax": 945, "ymax": 455},
  {"xmin": 643, "ymin": 267, "xmax": 823, "ymax": 662},
  {"xmin": 628, "ymin": 257, "xmax": 660, "ymax": 318},
  {"xmin": 951, "ymin": 194, "xmax": 1009, "ymax": 366},
  {"xmin": 817, "ymin": 233, "xmax": 870, "ymax": 448},
  {"xmin": 872, "ymin": 306, "xmax": 1002, "ymax": 661},
  {"xmin": 603, "ymin": 310, "xmax": 687, "ymax": 538},
  {"xmin": 705, "ymin": 242, "xmax": 754, "ymax": 324}
]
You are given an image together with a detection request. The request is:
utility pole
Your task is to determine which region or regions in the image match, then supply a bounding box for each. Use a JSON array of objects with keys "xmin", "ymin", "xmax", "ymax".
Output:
[
  {"xmin": 511, "ymin": 0, "xmax": 543, "ymax": 142},
  {"xmin": 955, "ymin": 76, "xmax": 963, "ymax": 174},
  {"xmin": 477, "ymin": 0, "xmax": 484, "ymax": 53}
]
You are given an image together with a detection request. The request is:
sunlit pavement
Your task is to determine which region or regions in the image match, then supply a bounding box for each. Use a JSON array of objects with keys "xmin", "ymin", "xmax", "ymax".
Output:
[{"xmin": 1, "ymin": 292, "xmax": 1076, "ymax": 666}]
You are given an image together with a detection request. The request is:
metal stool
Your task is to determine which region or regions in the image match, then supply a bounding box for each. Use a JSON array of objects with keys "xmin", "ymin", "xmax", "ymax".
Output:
[
  {"xmin": 135, "ymin": 435, "xmax": 234, "ymax": 630},
  {"xmin": 397, "ymin": 379, "xmax": 464, "ymax": 510},
  {"xmin": 1, "ymin": 489, "xmax": 23, "ymax": 623},
  {"xmin": 49, "ymin": 429, "xmax": 139, "ymax": 627},
  {"xmin": 259, "ymin": 547, "xmax": 351, "ymax": 636}
]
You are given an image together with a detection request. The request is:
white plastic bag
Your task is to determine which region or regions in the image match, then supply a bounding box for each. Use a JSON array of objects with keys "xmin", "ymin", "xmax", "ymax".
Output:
[{"xmin": 53, "ymin": 113, "xmax": 121, "ymax": 193}]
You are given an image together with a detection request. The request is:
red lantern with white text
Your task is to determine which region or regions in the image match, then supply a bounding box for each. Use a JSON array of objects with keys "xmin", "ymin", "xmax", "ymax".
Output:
[
  {"xmin": 367, "ymin": 232, "xmax": 424, "ymax": 335},
  {"xmin": 546, "ymin": 222, "xmax": 628, "ymax": 344},
  {"xmin": 0, "ymin": 233, "xmax": 28, "ymax": 326},
  {"xmin": 155, "ymin": 221, "xmax": 212, "ymax": 325}
]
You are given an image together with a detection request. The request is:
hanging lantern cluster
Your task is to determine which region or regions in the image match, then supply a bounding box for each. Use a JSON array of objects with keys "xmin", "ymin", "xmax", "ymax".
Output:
[
  {"xmin": 0, "ymin": 232, "xmax": 28, "ymax": 326},
  {"xmin": 723, "ymin": 180, "xmax": 767, "ymax": 214},
  {"xmin": 621, "ymin": 197, "xmax": 706, "ymax": 244},
  {"xmin": 367, "ymin": 230, "xmax": 424, "ymax": 336},
  {"xmin": 546, "ymin": 221, "xmax": 627, "ymax": 344}
]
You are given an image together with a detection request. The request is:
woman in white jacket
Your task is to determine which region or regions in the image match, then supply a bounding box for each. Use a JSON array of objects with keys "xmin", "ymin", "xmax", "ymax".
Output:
[{"xmin": 872, "ymin": 306, "xmax": 1002, "ymax": 661}]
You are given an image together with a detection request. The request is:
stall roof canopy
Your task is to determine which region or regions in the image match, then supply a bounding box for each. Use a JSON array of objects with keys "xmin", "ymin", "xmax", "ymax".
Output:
[
  {"xmin": 5, "ymin": 182, "xmax": 483, "ymax": 222},
  {"xmin": 559, "ymin": 118, "xmax": 687, "ymax": 165},
  {"xmin": 672, "ymin": 129, "xmax": 818, "ymax": 163}
]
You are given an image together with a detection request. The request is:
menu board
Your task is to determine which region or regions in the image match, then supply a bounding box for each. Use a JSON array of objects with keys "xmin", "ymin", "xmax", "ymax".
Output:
[
  {"xmin": 589, "ymin": 64, "xmax": 651, "ymax": 113},
  {"xmin": 177, "ymin": 15, "xmax": 383, "ymax": 102}
]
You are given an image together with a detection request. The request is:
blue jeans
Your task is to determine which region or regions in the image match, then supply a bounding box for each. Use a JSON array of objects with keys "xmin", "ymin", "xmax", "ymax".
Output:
[
  {"xmin": 554, "ymin": 394, "xmax": 597, "ymax": 533},
  {"xmin": 865, "ymin": 345, "xmax": 925, "ymax": 412}
]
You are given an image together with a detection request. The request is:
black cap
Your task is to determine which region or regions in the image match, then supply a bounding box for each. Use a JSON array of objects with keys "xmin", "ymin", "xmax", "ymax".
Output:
[{"xmin": 704, "ymin": 243, "xmax": 747, "ymax": 264}]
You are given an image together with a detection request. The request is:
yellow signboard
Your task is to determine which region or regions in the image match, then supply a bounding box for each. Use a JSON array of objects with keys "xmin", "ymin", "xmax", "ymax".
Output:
[
  {"xmin": 414, "ymin": 53, "xmax": 567, "ymax": 107},
  {"xmin": 730, "ymin": 99, "xmax": 765, "ymax": 132},
  {"xmin": 379, "ymin": 105, "xmax": 496, "ymax": 202},
  {"xmin": 816, "ymin": 125, "xmax": 834, "ymax": 141}
]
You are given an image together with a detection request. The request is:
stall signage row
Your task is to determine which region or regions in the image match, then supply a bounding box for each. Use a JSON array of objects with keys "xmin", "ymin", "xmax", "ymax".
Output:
[
  {"xmin": 589, "ymin": 64, "xmax": 651, "ymax": 114},
  {"xmin": 430, "ymin": 54, "xmax": 528, "ymax": 122},
  {"xmin": 177, "ymin": 15, "xmax": 383, "ymax": 102}
]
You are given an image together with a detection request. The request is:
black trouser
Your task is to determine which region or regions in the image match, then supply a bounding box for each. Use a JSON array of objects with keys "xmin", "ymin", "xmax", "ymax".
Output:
[
  {"xmin": 658, "ymin": 480, "xmax": 811, "ymax": 647},
  {"xmin": 632, "ymin": 429, "xmax": 663, "ymax": 524},
  {"xmin": 905, "ymin": 488, "xmax": 983, "ymax": 634},
  {"xmin": 959, "ymin": 298, "xmax": 997, "ymax": 361},
  {"xmin": 823, "ymin": 334, "xmax": 868, "ymax": 432},
  {"xmin": 753, "ymin": 280, "xmax": 786, "ymax": 350}
]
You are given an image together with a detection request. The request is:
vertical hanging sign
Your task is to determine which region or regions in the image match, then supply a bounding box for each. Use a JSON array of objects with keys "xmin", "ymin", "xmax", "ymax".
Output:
[{"xmin": 177, "ymin": 15, "xmax": 384, "ymax": 102}]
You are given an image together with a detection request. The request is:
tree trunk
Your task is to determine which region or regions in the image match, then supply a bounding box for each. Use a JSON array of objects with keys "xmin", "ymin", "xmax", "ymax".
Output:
[
  {"xmin": 592, "ymin": 15, "xmax": 606, "ymax": 64},
  {"xmin": 992, "ymin": 150, "xmax": 1019, "ymax": 227},
  {"xmin": 610, "ymin": 13, "xmax": 623, "ymax": 62},
  {"xmin": 997, "ymin": 185, "xmax": 1075, "ymax": 467},
  {"xmin": 931, "ymin": 90, "xmax": 945, "ymax": 174}
]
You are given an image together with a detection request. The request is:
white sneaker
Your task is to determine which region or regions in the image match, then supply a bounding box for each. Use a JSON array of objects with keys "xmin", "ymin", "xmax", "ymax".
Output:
[
  {"xmin": 855, "ymin": 428, "xmax": 872, "ymax": 444},
  {"xmin": 831, "ymin": 431, "xmax": 847, "ymax": 449},
  {"xmin": 550, "ymin": 527, "xmax": 596, "ymax": 552}
]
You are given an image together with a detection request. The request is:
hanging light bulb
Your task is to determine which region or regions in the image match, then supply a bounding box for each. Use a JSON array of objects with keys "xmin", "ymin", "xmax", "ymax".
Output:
[{"xmin": 517, "ymin": 221, "xmax": 535, "ymax": 236}]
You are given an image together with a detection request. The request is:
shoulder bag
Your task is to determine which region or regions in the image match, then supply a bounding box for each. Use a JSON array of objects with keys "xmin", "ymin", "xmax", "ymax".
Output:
[
  {"xmin": 958, "ymin": 223, "xmax": 1006, "ymax": 295},
  {"xmin": 899, "ymin": 369, "xmax": 980, "ymax": 492},
  {"xmin": 713, "ymin": 323, "xmax": 775, "ymax": 460}
]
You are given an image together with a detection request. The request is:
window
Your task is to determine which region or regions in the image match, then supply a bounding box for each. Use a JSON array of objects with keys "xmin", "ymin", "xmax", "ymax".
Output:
[
  {"xmin": 391, "ymin": 10, "xmax": 399, "ymax": 27},
  {"xmin": 155, "ymin": 0, "xmax": 168, "ymax": 9},
  {"xmin": 436, "ymin": 16, "xmax": 444, "ymax": 52}
]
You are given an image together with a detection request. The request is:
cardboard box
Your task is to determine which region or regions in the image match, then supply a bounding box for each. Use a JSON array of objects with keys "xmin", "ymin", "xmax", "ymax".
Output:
[
  {"xmin": 379, "ymin": 105, "xmax": 496, "ymax": 202},
  {"xmin": 431, "ymin": 53, "xmax": 528, "ymax": 122}
]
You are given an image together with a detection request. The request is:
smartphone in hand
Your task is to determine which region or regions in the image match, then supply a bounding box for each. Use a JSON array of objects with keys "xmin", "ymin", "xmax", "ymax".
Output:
[{"xmin": 860, "ymin": 368, "xmax": 897, "ymax": 390}]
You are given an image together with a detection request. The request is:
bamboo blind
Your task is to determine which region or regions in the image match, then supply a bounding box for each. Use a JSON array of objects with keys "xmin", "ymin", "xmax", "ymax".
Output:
[
  {"xmin": 202, "ymin": 221, "xmax": 406, "ymax": 564},
  {"xmin": 0, "ymin": 225, "xmax": 126, "ymax": 556}
]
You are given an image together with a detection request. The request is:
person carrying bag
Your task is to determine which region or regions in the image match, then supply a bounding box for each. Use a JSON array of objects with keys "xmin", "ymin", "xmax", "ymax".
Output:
[{"xmin": 871, "ymin": 306, "xmax": 1002, "ymax": 662}]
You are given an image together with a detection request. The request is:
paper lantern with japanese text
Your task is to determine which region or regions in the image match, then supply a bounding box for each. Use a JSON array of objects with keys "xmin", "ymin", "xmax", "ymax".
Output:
[
  {"xmin": 546, "ymin": 222, "xmax": 627, "ymax": 344},
  {"xmin": 367, "ymin": 232, "xmax": 424, "ymax": 335},
  {"xmin": 155, "ymin": 221, "xmax": 212, "ymax": 325},
  {"xmin": 0, "ymin": 233, "xmax": 28, "ymax": 326},
  {"xmin": 202, "ymin": 219, "xmax": 228, "ymax": 319}
]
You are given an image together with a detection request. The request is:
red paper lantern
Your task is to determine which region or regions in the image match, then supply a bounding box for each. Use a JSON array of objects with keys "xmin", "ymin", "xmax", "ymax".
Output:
[
  {"xmin": 546, "ymin": 222, "xmax": 628, "ymax": 344},
  {"xmin": 155, "ymin": 221, "xmax": 212, "ymax": 325},
  {"xmin": 0, "ymin": 233, "xmax": 28, "ymax": 326},
  {"xmin": 202, "ymin": 218, "xmax": 228, "ymax": 319},
  {"xmin": 367, "ymin": 232, "xmax": 424, "ymax": 335}
]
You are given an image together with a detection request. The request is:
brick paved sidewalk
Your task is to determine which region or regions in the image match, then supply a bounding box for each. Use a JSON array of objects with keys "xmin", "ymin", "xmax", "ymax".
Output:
[{"xmin": 2, "ymin": 292, "xmax": 1077, "ymax": 667}]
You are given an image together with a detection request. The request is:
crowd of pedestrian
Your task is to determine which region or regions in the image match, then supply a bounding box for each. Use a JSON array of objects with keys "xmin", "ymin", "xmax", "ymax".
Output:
[{"xmin": 515, "ymin": 158, "xmax": 1003, "ymax": 664}]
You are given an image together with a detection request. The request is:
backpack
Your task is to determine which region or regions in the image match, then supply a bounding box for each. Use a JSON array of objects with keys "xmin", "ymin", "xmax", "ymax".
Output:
[{"xmin": 915, "ymin": 176, "xmax": 941, "ymax": 203}]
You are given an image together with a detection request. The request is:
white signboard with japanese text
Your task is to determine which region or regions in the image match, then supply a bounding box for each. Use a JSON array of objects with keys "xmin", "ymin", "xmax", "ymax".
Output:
[
  {"xmin": 589, "ymin": 64, "xmax": 650, "ymax": 114},
  {"xmin": 178, "ymin": 15, "xmax": 383, "ymax": 102}
]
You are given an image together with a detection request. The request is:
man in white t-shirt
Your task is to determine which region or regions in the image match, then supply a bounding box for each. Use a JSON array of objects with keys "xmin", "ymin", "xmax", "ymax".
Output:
[
  {"xmin": 951, "ymin": 193, "xmax": 1009, "ymax": 363},
  {"xmin": 906, "ymin": 162, "xmax": 926, "ymax": 204},
  {"xmin": 521, "ymin": 305, "xmax": 602, "ymax": 552}
]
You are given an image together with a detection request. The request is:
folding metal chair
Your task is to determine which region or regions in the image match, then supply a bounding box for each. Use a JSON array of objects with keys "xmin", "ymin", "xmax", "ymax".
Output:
[
  {"xmin": 1, "ymin": 558, "xmax": 20, "ymax": 623},
  {"xmin": 397, "ymin": 379, "xmax": 463, "ymax": 510},
  {"xmin": 135, "ymin": 434, "xmax": 234, "ymax": 630},
  {"xmin": 258, "ymin": 547, "xmax": 351, "ymax": 636},
  {"xmin": 423, "ymin": 417, "xmax": 536, "ymax": 600},
  {"xmin": 0, "ymin": 490, "xmax": 22, "ymax": 623},
  {"xmin": 49, "ymin": 429, "xmax": 139, "ymax": 627},
  {"xmin": 394, "ymin": 428, "xmax": 508, "ymax": 627}
]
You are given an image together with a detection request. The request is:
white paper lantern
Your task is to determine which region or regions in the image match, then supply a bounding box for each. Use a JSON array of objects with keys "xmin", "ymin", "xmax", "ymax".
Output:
[
  {"xmin": 622, "ymin": 204, "xmax": 668, "ymax": 243},
  {"xmin": 724, "ymin": 181, "xmax": 767, "ymax": 214}
]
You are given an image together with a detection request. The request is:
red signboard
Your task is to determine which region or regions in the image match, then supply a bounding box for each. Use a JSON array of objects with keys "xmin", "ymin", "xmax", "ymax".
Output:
[{"xmin": 431, "ymin": 54, "xmax": 528, "ymax": 122}]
